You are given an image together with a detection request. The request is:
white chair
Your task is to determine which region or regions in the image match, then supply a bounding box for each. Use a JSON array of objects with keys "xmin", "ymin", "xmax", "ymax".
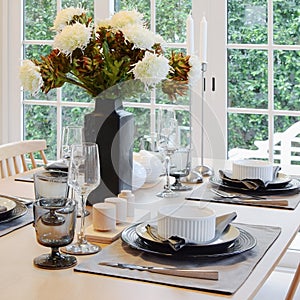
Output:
[
  {"xmin": 0, "ymin": 140, "xmax": 48, "ymax": 178},
  {"xmin": 286, "ymin": 263, "xmax": 300, "ymax": 300},
  {"xmin": 228, "ymin": 121, "xmax": 300, "ymax": 173}
]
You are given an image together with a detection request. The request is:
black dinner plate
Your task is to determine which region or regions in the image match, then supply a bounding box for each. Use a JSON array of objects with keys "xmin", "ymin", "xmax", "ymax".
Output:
[
  {"xmin": 0, "ymin": 200, "xmax": 28, "ymax": 224},
  {"xmin": 135, "ymin": 222, "xmax": 240, "ymax": 253},
  {"xmin": 0, "ymin": 198, "xmax": 17, "ymax": 220},
  {"xmin": 121, "ymin": 223, "xmax": 257, "ymax": 258},
  {"xmin": 220, "ymin": 171, "xmax": 291, "ymax": 189},
  {"xmin": 209, "ymin": 176, "xmax": 300, "ymax": 195}
]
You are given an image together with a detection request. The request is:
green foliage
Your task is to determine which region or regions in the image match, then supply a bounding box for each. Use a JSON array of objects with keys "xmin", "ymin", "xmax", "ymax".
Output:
[
  {"xmin": 23, "ymin": 0, "xmax": 299, "ymax": 159},
  {"xmin": 227, "ymin": 0, "xmax": 300, "ymax": 152}
]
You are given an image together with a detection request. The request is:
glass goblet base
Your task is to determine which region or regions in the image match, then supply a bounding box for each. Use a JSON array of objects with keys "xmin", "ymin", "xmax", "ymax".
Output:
[
  {"xmin": 61, "ymin": 241, "xmax": 100, "ymax": 255},
  {"xmin": 170, "ymin": 178, "xmax": 192, "ymax": 191},
  {"xmin": 156, "ymin": 188, "xmax": 178, "ymax": 198},
  {"xmin": 33, "ymin": 252, "xmax": 77, "ymax": 270}
]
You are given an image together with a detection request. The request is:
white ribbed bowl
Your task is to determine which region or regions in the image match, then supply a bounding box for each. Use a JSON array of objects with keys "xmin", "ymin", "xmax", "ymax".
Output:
[
  {"xmin": 157, "ymin": 204, "xmax": 216, "ymax": 243},
  {"xmin": 232, "ymin": 159, "xmax": 273, "ymax": 181}
]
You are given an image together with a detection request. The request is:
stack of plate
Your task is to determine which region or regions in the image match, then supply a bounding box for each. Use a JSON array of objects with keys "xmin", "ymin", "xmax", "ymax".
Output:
[
  {"xmin": 0, "ymin": 197, "xmax": 28, "ymax": 224},
  {"xmin": 121, "ymin": 220, "xmax": 256, "ymax": 258},
  {"xmin": 210, "ymin": 170, "xmax": 298, "ymax": 195}
]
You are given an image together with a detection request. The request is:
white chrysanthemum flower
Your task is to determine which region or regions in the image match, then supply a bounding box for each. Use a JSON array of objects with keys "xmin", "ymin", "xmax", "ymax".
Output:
[
  {"xmin": 132, "ymin": 52, "xmax": 170, "ymax": 87},
  {"xmin": 53, "ymin": 23, "xmax": 92, "ymax": 55},
  {"xmin": 96, "ymin": 19, "xmax": 112, "ymax": 30},
  {"xmin": 52, "ymin": 7, "xmax": 87, "ymax": 32},
  {"xmin": 19, "ymin": 60, "xmax": 43, "ymax": 95},
  {"xmin": 110, "ymin": 10, "xmax": 144, "ymax": 28},
  {"xmin": 121, "ymin": 24, "xmax": 165, "ymax": 50},
  {"xmin": 188, "ymin": 54, "xmax": 201, "ymax": 85}
]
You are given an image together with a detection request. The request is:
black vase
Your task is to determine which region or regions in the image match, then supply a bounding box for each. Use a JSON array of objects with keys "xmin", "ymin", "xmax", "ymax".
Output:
[{"xmin": 84, "ymin": 97, "xmax": 134, "ymax": 205}]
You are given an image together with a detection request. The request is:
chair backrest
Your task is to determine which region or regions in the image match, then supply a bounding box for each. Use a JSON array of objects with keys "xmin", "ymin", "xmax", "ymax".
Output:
[
  {"xmin": 0, "ymin": 140, "xmax": 48, "ymax": 179},
  {"xmin": 228, "ymin": 121, "xmax": 300, "ymax": 168}
]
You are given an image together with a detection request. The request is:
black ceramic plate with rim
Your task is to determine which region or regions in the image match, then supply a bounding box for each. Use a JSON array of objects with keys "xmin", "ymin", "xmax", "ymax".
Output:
[
  {"xmin": 0, "ymin": 200, "xmax": 28, "ymax": 224},
  {"xmin": 209, "ymin": 176, "xmax": 300, "ymax": 195},
  {"xmin": 121, "ymin": 223, "xmax": 257, "ymax": 258},
  {"xmin": 135, "ymin": 222, "xmax": 240, "ymax": 253},
  {"xmin": 0, "ymin": 197, "xmax": 17, "ymax": 220},
  {"xmin": 220, "ymin": 171, "xmax": 292, "ymax": 189}
]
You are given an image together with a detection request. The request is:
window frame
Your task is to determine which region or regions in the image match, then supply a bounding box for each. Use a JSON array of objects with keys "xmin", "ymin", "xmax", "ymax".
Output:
[
  {"xmin": 2, "ymin": 0, "xmax": 218, "ymax": 162},
  {"xmin": 8, "ymin": 0, "xmax": 300, "ymax": 165}
]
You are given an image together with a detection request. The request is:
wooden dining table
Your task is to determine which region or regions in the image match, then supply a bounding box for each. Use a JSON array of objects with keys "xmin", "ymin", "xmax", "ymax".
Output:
[{"xmin": 0, "ymin": 166, "xmax": 299, "ymax": 300}]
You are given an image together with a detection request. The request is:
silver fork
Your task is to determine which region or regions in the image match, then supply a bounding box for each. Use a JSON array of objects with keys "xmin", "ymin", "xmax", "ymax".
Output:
[
  {"xmin": 210, "ymin": 188, "xmax": 267, "ymax": 200},
  {"xmin": 210, "ymin": 189, "xmax": 289, "ymax": 206}
]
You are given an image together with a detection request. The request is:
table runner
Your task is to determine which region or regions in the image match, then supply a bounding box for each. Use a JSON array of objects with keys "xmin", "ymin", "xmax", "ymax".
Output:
[
  {"xmin": 74, "ymin": 223, "xmax": 281, "ymax": 295},
  {"xmin": 186, "ymin": 182, "xmax": 300, "ymax": 210},
  {"xmin": 0, "ymin": 207, "xmax": 33, "ymax": 237}
]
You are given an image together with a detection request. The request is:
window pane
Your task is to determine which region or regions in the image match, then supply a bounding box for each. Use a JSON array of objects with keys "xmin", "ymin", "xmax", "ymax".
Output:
[
  {"xmin": 228, "ymin": 49, "xmax": 268, "ymax": 108},
  {"xmin": 274, "ymin": 116, "xmax": 300, "ymax": 165},
  {"xmin": 62, "ymin": 0, "xmax": 94, "ymax": 13},
  {"xmin": 273, "ymin": 0, "xmax": 300, "ymax": 45},
  {"xmin": 24, "ymin": 105, "xmax": 57, "ymax": 160},
  {"xmin": 274, "ymin": 50, "xmax": 300, "ymax": 111},
  {"xmin": 24, "ymin": 44, "xmax": 52, "ymax": 60},
  {"xmin": 24, "ymin": 0, "xmax": 56, "ymax": 40},
  {"xmin": 156, "ymin": 0, "xmax": 191, "ymax": 43},
  {"xmin": 228, "ymin": 113, "xmax": 268, "ymax": 151},
  {"xmin": 115, "ymin": 0, "xmax": 150, "ymax": 23},
  {"xmin": 24, "ymin": 89, "xmax": 57, "ymax": 101},
  {"xmin": 62, "ymin": 106, "xmax": 93, "ymax": 127},
  {"xmin": 228, "ymin": 0, "xmax": 267, "ymax": 44},
  {"xmin": 156, "ymin": 87, "xmax": 190, "ymax": 106},
  {"xmin": 125, "ymin": 107, "xmax": 150, "ymax": 151},
  {"xmin": 62, "ymin": 84, "xmax": 92, "ymax": 103},
  {"xmin": 176, "ymin": 110, "xmax": 190, "ymax": 147}
]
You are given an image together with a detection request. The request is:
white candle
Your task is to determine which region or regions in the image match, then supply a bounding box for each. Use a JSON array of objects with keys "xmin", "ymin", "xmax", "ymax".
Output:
[
  {"xmin": 199, "ymin": 16, "xmax": 207, "ymax": 62},
  {"xmin": 186, "ymin": 13, "xmax": 194, "ymax": 55}
]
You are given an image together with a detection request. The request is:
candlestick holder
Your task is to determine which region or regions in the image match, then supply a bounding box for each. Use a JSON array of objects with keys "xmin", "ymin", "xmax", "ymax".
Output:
[
  {"xmin": 181, "ymin": 62, "xmax": 213, "ymax": 184},
  {"xmin": 193, "ymin": 62, "xmax": 213, "ymax": 177}
]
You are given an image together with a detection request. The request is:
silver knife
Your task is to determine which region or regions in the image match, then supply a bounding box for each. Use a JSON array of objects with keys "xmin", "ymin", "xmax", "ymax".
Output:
[
  {"xmin": 186, "ymin": 196, "xmax": 289, "ymax": 206},
  {"xmin": 0, "ymin": 194, "xmax": 33, "ymax": 205},
  {"xmin": 98, "ymin": 262, "xmax": 219, "ymax": 280}
]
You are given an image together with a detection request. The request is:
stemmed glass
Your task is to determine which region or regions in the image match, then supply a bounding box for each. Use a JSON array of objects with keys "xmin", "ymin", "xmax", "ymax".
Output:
[
  {"xmin": 60, "ymin": 126, "xmax": 83, "ymax": 165},
  {"xmin": 170, "ymin": 148, "xmax": 192, "ymax": 191},
  {"xmin": 156, "ymin": 109, "xmax": 179, "ymax": 198},
  {"xmin": 60, "ymin": 126, "xmax": 90, "ymax": 217},
  {"xmin": 33, "ymin": 197, "xmax": 77, "ymax": 269},
  {"xmin": 62, "ymin": 142, "xmax": 101, "ymax": 255}
]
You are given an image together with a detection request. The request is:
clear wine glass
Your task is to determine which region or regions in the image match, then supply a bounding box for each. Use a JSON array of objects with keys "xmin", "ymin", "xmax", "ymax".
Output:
[
  {"xmin": 33, "ymin": 198, "xmax": 77, "ymax": 269},
  {"xmin": 62, "ymin": 142, "xmax": 101, "ymax": 255},
  {"xmin": 60, "ymin": 126, "xmax": 89, "ymax": 217},
  {"xmin": 60, "ymin": 126, "xmax": 83, "ymax": 165},
  {"xmin": 156, "ymin": 109, "xmax": 179, "ymax": 198},
  {"xmin": 170, "ymin": 148, "xmax": 192, "ymax": 191}
]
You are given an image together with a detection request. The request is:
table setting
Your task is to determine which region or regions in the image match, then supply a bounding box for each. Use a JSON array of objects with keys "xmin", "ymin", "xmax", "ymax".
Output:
[
  {"xmin": 74, "ymin": 201, "xmax": 281, "ymax": 295},
  {"xmin": 0, "ymin": 134, "xmax": 299, "ymax": 298},
  {"xmin": 0, "ymin": 154, "xmax": 299, "ymax": 299},
  {"xmin": 73, "ymin": 158, "xmax": 299, "ymax": 294},
  {"xmin": 187, "ymin": 159, "xmax": 300, "ymax": 210},
  {"xmin": 0, "ymin": 194, "xmax": 33, "ymax": 237}
]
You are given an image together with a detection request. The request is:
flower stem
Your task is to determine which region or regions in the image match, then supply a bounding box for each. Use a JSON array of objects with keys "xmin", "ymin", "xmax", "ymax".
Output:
[{"xmin": 64, "ymin": 76, "xmax": 96, "ymax": 96}]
